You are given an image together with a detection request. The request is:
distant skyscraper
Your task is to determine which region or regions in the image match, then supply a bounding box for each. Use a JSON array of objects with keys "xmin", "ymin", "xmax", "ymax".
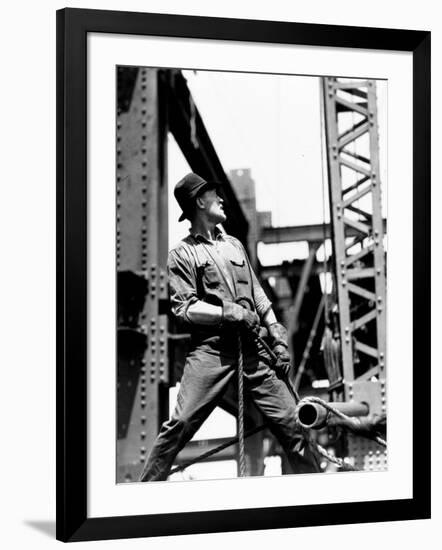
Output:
[{"xmin": 229, "ymin": 168, "xmax": 259, "ymax": 269}]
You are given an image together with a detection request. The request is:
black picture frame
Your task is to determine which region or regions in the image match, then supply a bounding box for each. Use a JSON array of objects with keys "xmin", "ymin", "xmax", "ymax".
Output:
[{"xmin": 56, "ymin": 7, "xmax": 431, "ymax": 542}]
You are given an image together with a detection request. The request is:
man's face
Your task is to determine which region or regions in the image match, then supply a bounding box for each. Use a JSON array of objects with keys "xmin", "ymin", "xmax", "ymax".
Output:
[{"xmin": 197, "ymin": 188, "xmax": 226, "ymax": 223}]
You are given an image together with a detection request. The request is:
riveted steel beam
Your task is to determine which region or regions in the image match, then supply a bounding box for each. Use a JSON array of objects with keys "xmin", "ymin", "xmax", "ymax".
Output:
[{"xmin": 116, "ymin": 67, "xmax": 169, "ymax": 482}]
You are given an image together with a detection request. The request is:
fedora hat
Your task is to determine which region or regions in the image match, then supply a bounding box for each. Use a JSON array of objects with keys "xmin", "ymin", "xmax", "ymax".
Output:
[{"xmin": 174, "ymin": 173, "xmax": 219, "ymax": 222}]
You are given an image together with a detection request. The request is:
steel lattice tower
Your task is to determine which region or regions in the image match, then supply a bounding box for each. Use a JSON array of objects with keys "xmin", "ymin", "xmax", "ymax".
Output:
[{"xmin": 322, "ymin": 77, "xmax": 387, "ymax": 470}]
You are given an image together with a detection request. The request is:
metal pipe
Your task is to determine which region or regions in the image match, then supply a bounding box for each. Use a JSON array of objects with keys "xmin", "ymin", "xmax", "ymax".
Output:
[{"xmin": 296, "ymin": 401, "xmax": 369, "ymax": 429}]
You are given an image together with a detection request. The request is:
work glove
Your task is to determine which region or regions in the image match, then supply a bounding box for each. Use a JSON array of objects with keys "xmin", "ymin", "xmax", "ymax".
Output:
[
  {"xmin": 222, "ymin": 301, "xmax": 260, "ymax": 332},
  {"xmin": 272, "ymin": 345, "xmax": 291, "ymax": 377},
  {"xmin": 268, "ymin": 323, "xmax": 291, "ymax": 376}
]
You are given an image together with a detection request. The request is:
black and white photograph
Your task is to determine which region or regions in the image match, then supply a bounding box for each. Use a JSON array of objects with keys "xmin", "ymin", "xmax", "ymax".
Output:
[
  {"xmin": 0, "ymin": 0, "xmax": 437, "ymax": 546},
  {"xmin": 116, "ymin": 67, "xmax": 388, "ymax": 484},
  {"xmin": 51, "ymin": 6, "xmax": 431, "ymax": 543}
]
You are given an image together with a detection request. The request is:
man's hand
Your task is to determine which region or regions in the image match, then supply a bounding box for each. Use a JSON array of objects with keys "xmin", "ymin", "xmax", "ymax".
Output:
[
  {"xmin": 222, "ymin": 301, "xmax": 260, "ymax": 332},
  {"xmin": 273, "ymin": 345, "xmax": 291, "ymax": 377},
  {"xmin": 268, "ymin": 323, "xmax": 291, "ymax": 376}
]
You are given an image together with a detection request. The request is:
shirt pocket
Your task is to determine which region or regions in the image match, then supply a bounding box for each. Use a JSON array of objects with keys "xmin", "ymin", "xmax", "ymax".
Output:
[
  {"xmin": 201, "ymin": 261, "xmax": 221, "ymax": 288},
  {"xmin": 230, "ymin": 259, "xmax": 249, "ymax": 285}
]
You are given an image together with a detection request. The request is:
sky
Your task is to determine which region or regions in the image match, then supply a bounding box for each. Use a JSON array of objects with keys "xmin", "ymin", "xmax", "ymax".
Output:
[{"xmin": 168, "ymin": 69, "xmax": 387, "ymax": 265}]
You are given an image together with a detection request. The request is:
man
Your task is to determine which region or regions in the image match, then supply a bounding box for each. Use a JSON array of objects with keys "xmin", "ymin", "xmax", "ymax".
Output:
[{"xmin": 139, "ymin": 173, "xmax": 320, "ymax": 481}]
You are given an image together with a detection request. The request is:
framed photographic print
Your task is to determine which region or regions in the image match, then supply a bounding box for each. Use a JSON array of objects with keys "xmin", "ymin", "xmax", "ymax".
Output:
[{"xmin": 56, "ymin": 8, "xmax": 431, "ymax": 542}]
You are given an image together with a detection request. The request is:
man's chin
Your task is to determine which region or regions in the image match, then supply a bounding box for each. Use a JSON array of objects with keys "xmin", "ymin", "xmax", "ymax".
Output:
[{"xmin": 210, "ymin": 211, "xmax": 226, "ymax": 224}]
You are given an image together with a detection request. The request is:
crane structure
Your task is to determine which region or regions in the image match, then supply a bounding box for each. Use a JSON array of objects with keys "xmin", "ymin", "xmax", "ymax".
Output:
[{"xmin": 322, "ymin": 77, "xmax": 387, "ymax": 470}]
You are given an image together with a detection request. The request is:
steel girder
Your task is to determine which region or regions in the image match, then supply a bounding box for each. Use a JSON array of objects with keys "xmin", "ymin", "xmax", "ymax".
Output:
[
  {"xmin": 116, "ymin": 68, "xmax": 170, "ymax": 482},
  {"xmin": 322, "ymin": 77, "xmax": 387, "ymax": 470},
  {"xmin": 260, "ymin": 220, "xmax": 386, "ymax": 244}
]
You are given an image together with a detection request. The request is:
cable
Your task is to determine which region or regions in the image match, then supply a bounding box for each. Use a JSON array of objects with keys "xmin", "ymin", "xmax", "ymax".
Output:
[
  {"xmin": 237, "ymin": 332, "xmax": 246, "ymax": 477},
  {"xmin": 319, "ymin": 78, "xmax": 330, "ymax": 326}
]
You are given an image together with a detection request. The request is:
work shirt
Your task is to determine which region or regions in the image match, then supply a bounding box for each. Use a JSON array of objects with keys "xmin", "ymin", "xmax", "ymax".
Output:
[{"xmin": 167, "ymin": 227, "xmax": 271, "ymax": 334}]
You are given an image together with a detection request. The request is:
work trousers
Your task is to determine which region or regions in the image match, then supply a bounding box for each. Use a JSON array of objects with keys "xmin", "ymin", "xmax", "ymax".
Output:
[{"xmin": 139, "ymin": 337, "xmax": 320, "ymax": 481}]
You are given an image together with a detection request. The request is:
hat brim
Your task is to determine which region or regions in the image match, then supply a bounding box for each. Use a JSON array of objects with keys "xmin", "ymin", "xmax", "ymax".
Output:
[{"xmin": 177, "ymin": 182, "xmax": 220, "ymax": 222}]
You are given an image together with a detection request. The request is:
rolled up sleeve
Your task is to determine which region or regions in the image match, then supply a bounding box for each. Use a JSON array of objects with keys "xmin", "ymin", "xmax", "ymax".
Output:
[
  {"xmin": 250, "ymin": 267, "xmax": 272, "ymax": 320},
  {"xmin": 167, "ymin": 249, "xmax": 199, "ymax": 324}
]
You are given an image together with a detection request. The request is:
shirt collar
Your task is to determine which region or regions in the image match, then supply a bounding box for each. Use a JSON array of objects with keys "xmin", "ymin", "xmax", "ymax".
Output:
[{"xmin": 189, "ymin": 225, "xmax": 225, "ymax": 243}]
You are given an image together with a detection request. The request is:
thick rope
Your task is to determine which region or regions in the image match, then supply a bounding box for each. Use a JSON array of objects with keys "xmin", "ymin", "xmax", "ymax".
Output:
[
  {"xmin": 315, "ymin": 443, "xmax": 357, "ymax": 471},
  {"xmin": 169, "ymin": 391, "xmax": 387, "ymax": 475},
  {"xmin": 169, "ymin": 420, "xmax": 357, "ymax": 475},
  {"xmin": 168, "ymin": 330, "xmax": 383, "ymax": 476},
  {"xmin": 237, "ymin": 332, "xmax": 246, "ymax": 477}
]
